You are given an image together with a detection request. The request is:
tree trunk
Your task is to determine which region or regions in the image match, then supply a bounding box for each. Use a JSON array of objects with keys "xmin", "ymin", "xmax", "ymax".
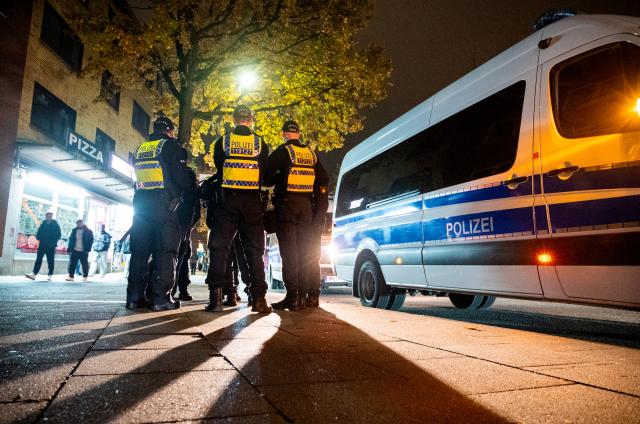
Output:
[{"xmin": 177, "ymin": 85, "xmax": 194, "ymax": 148}]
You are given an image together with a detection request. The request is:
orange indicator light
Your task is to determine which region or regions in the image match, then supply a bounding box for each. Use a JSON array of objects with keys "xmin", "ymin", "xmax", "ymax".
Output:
[
  {"xmin": 634, "ymin": 98, "xmax": 640, "ymax": 117},
  {"xmin": 537, "ymin": 253, "xmax": 553, "ymax": 264}
]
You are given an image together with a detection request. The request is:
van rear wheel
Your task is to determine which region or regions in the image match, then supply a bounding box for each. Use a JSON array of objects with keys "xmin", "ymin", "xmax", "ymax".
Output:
[
  {"xmin": 386, "ymin": 291, "xmax": 406, "ymax": 311},
  {"xmin": 478, "ymin": 295, "xmax": 496, "ymax": 309},
  {"xmin": 448, "ymin": 293, "xmax": 484, "ymax": 309},
  {"xmin": 357, "ymin": 260, "xmax": 392, "ymax": 308}
]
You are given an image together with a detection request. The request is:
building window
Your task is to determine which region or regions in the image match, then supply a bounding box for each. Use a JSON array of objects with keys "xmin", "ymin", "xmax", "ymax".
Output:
[
  {"xmin": 40, "ymin": 2, "xmax": 83, "ymax": 73},
  {"xmin": 131, "ymin": 101, "xmax": 150, "ymax": 137},
  {"xmin": 95, "ymin": 128, "xmax": 116, "ymax": 169},
  {"xmin": 30, "ymin": 82, "xmax": 77, "ymax": 144},
  {"xmin": 100, "ymin": 70, "xmax": 120, "ymax": 111}
]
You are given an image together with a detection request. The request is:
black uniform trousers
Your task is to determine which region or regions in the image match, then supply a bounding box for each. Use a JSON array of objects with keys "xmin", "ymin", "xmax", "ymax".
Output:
[
  {"xmin": 275, "ymin": 195, "xmax": 314, "ymax": 295},
  {"xmin": 127, "ymin": 212, "xmax": 181, "ymax": 304},
  {"xmin": 206, "ymin": 190, "xmax": 267, "ymax": 298},
  {"xmin": 306, "ymin": 224, "xmax": 323, "ymax": 296},
  {"xmin": 33, "ymin": 245, "xmax": 56, "ymax": 276},
  {"xmin": 172, "ymin": 228, "xmax": 192, "ymax": 296}
]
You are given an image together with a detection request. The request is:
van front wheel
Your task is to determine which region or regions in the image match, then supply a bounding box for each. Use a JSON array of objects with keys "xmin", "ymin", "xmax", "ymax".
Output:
[
  {"xmin": 357, "ymin": 260, "xmax": 392, "ymax": 308},
  {"xmin": 448, "ymin": 293, "xmax": 484, "ymax": 309}
]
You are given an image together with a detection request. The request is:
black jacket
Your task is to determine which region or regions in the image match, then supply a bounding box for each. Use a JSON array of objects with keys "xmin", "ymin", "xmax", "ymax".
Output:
[
  {"xmin": 36, "ymin": 219, "xmax": 61, "ymax": 249},
  {"xmin": 213, "ymin": 125, "xmax": 269, "ymax": 190},
  {"xmin": 133, "ymin": 132, "xmax": 196, "ymax": 217},
  {"xmin": 68, "ymin": 226, "xmax": 94, "ymax": 253},
  {"xmin": 177, "ymin": 169, "xmax": 201, "ymax": 228},
  {"xmin": 264, "ymin": 138, "xmax": 329, "ymax": 201}
]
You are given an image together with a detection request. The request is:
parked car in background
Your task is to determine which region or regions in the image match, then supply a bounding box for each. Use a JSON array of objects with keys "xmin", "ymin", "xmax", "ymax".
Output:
[{"xmin": 266, "ymin": 198, "xmax": 350, "ymax": 290}]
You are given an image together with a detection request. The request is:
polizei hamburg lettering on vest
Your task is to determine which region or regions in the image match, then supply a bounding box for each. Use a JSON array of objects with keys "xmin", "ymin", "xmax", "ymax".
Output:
[{"xmin": 445, "ymin": 216, "xmax": 494, "ymax": 239}]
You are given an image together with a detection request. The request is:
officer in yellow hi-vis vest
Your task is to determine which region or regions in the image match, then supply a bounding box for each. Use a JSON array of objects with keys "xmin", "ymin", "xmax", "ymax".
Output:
[
  {"xmin": 206, "ymin": 105, "xmax": 272, "ymax": 313},
  {"xmin": 264, "ymin": 120, "xmax": 329, "ymax": 311},
  {"xmin": 126, "ymin": 116, "xmax": 196, "ymax": 311}
]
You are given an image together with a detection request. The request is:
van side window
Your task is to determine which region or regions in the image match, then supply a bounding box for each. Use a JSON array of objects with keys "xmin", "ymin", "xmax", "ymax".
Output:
[
  {"xmin": 551, "ymin": 42, "xmax": 640, "ymax": 139},
  {"xmin": 336, "ymin": 81, "xmax": 525, "ymax": 217}
]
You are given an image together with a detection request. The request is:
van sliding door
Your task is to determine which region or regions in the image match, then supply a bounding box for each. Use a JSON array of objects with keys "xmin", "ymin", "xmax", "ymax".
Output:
[
  {"xmin": 422, "ymin": 71, "xmax": 543, "ymax": 296},
  {"xmin": 537, "ymin": 37, "xmax": 640, "ymax": 307}
]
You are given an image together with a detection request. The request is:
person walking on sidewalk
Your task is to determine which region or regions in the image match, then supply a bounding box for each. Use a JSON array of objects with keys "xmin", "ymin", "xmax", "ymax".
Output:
[
  {"xmin": 26, "ymin": 212, "xmax": 61, "ymax": 281},
  {"xmin": 65, "ymin": 220, "xmax": 93, "ymax": 282},
  {"xmin": 90, "ymin": 224, "xmax": 112, "ymax": 277}
]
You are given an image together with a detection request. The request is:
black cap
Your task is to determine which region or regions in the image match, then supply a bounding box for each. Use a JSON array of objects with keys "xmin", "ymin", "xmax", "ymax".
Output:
[
  {"xmin": 282, "ymin": 120, "xmax": 300, "ymax": 133},
  {"xmin": 154, "ymin": 116, "xmax": 175, "ymax": 131},
  {"xmin": 232, "ymin": 105, "xmax": 253, "ymax": 120}
]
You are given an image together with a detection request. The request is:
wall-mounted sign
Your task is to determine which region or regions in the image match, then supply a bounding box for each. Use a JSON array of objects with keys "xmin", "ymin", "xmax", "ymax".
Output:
[
  {"xmin": 111, "ymin": 154, "xmax": 135, "ymax": 181},
  {"xmin": 67, "ymin": 131, "xmax": 110, "ymax": 167}
]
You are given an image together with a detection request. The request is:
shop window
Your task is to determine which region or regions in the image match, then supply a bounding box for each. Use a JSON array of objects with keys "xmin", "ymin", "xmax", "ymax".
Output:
[
  {"xmin": 100, "ymin": 70, "xmax": 120, "ymax": 111},
  {"xmin": 30, "ymin": 82, "xmax": 77, "ymax": 144},
  {"xmin": 131, "ymin": 101, "xmax": 150, "ymax": 137},
  {"xmin": 40, "ymin": 2, "xmax": 83, "ymax": 73},
  {"xmin": 24, "ymin": 179, "xmax": 53, "ymax": 202}
]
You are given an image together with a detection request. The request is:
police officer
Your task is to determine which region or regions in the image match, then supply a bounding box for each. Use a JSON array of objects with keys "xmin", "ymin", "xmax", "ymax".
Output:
[
  {"xmin": 126, "ymin": 116, "xmax": 195, "ymax": 311},
  {"xmin": 172, "ymin": 168, "xmax": 201, "ymax": 301},
  {"xmin": 205, "ymin": 105, "xmax": 272, "ymax": 313},
  {"xmin": 264, "ymin": 120, "xmax": 329, "ymax": 311}
]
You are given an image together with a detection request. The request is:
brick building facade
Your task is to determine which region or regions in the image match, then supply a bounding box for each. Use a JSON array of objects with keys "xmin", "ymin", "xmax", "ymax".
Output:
[{"xmin": 0, "ymin": 0, "xmax": 156, "ymax": 276}]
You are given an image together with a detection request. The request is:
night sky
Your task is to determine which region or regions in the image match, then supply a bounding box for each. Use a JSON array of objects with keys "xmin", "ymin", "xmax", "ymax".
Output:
[{"xmin": 318, "ymin": 0, "xmax": 640, "ymax": 183}]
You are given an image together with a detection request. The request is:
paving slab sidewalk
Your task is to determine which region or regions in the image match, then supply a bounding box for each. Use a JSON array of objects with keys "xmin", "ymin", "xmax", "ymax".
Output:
[{"xmin": 0, "ymin": 283, "xmax": 638, "ymax": 423}]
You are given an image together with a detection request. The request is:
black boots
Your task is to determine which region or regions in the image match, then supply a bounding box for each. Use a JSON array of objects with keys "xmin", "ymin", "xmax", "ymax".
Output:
[
  {"xmin": 177, "ymin": 290, "xmax": 193, "ymax": 301},
  {"xmin": 223, "ymin": 288, "xmax": 239, "ymax": 306},
  {"xmin": 305, "ymin": 292, "xmax": 320, "ymax": 308},
  {"xmin": 244, "ymin": 287, "xmax": 253, "ymax": 307},
  {"xmin": 298, "ymin": 292, "xmax": 306, "ymax": 310},
  {"xmin": 251, "ymin": 297, "xmax": 272, "ymax": 314},
  {"xmin": 205, "ymin": 287, "xmax": 223, "ymax": 312},
  {"xmin": 272, "ymin": 291, "xmax": 300, "ymax": 311},
  {"xmin": 151, "ymin": 298, "xmax": 181, "ymax": 311}
]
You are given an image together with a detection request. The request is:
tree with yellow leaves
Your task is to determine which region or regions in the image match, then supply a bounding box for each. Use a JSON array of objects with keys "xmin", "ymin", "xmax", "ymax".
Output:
[{"xmin": 76, "ymin": 0, "xmax": 391, "ymax": 163}]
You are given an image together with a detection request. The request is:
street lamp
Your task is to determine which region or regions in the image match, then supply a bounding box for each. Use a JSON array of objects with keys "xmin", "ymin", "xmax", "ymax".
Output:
[{"xmin": 237, "ymin": 70, "xmax": 258, "ymax": 92}]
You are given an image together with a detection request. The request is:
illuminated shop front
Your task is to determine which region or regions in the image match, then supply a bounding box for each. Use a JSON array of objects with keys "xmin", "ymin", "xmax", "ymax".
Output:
[{"xmin": 0, "ymin": 132, "xmax": 136, "ymax": 275}]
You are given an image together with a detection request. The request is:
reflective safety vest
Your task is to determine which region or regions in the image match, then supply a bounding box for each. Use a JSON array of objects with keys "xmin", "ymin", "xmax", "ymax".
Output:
[
  {"xmin": 133, "ymin": 139, "xmax": 167, "ymax": 190},
  {"xmin": 221, "ymin": 132, "xmax": 262, "ymax": 190},
  {"xmin": 285, "ymin": 144, "xmax": 316, "ymax": 193}
]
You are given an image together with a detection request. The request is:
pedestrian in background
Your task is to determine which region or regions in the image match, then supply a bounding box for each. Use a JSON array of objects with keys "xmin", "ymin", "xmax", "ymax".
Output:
[
  {"xmin": 26, "ymin": 212, "xmax": 61, "ymax": 281},
  {"xmin": 90, "ymin": 224, "xmax": 112, "ymax": 277},
  {"xmin": 264, "ymin": 119, "xmax": 329, "ymax": 311},
  {"xmin": 190, "ymin": 251, "xmax": 198, "ymax": 275},
  {"xmin": 65, "ymin": 219, "xmax": 93, "ymax": 282}
]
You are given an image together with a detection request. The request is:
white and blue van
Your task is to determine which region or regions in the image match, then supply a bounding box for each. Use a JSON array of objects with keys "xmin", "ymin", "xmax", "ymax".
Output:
[{"xmin": 333, "ymin": 14, "xmax": 640, "ymax": 311}]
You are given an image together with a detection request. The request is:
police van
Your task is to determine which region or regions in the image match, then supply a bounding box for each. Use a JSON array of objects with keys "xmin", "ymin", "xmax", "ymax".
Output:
[{"xmin": 332, "ymin": 14, "xmax": 640, "ymax": 311}]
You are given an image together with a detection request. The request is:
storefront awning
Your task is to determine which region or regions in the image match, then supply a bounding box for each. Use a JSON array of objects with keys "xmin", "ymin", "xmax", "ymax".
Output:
[{"xmin": 17, "ymin": 141, "xmax": 134, "ymax": 205}]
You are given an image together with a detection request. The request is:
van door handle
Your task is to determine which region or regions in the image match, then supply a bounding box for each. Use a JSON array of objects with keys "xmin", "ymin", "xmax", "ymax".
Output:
[
  {"xmin": 546, "ymin": 165, "xmax": 580, "ymax": 179},
  {"xmin": 502, "ymin": 175, "xmax": 528, "ymax": 189}
]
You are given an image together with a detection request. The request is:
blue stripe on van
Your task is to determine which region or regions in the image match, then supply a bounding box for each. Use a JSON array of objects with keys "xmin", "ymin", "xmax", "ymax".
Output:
[
  {"xmin": 543, "ymin": 164, "xmax": 640, "ymax": 194},
  {"xmin": 549, "ymin": 195, "xmax": 640, "ymax": 231},
  {"xmin": 334, "ymin": 199, "xmax": 423, "ymax": 226},
  {"xmin": 423, "ymin": 207, "xmax": 535, "ymax": 242},
  {"xmin": 424, "ymin": 183, "xmax": 531, "ymax": 208},
  {"xmin": 333, "ymin": 221, "xmax": 422, "ymax": 250}
]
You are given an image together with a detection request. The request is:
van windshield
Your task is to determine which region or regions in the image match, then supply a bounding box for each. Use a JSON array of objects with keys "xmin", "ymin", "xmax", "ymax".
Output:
[{"xmin": 551, "ymin": 42, "xmax": 640, "ymax": 138}]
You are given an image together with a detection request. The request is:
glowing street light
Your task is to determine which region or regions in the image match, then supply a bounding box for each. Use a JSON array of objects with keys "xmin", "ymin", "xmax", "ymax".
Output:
[{"xmin": 237, "ymin": 70, "xmax": 258, "ymax": 92}]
